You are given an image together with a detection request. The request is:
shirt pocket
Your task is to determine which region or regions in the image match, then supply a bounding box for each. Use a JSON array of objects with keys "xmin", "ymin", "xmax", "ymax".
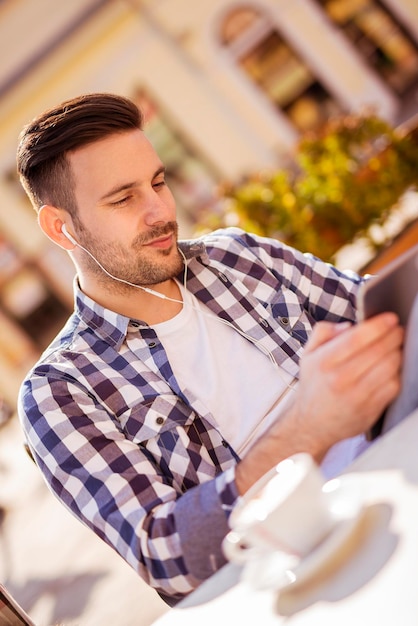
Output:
[
  {"xmin": 122, "ymin": 394, "xmax": 222, "ymax": 491},
  {"xmin": 269, "ymin": 288, "xmax": 314, "ymax": 345},
  {"xmin": 121, "ymin": 394, "xmax": 193, "ymax": 442}
]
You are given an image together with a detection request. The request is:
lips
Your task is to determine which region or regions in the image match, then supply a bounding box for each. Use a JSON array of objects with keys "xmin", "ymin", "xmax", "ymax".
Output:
[
  {"xmin": 144, "ymin": 233, "xmax": 173, "ymax": 249},
  {"xmin": 133, "ymin": 221, "xmax": 178, "ymax": 249}
]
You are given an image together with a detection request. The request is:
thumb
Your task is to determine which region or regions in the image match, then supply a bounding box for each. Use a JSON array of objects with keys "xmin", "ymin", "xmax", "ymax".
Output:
[{"xmin": 304, "ymin": 321, "xmax": 352, "ymax": 354}]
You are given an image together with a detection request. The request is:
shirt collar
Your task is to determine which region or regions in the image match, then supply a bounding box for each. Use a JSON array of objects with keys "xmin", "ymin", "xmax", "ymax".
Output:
[
  {"xmin": 74, "ymin": 278, "xmax": 130, "ymax": 348},
  {"xmin": 178, "ymin": 238, "xmax": 207, "ymax": 260}
]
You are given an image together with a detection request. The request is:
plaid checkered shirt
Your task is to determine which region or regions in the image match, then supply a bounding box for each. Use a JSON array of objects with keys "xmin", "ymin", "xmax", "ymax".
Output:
[{"xmin": 18, "ymin": 228, "xmax": 362, "ymax": 603}]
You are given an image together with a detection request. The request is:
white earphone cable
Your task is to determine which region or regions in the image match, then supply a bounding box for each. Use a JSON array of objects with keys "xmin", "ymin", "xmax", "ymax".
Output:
[{"xmin": 65, "ymin": 226, "xmax": 284, "ymax": 372}]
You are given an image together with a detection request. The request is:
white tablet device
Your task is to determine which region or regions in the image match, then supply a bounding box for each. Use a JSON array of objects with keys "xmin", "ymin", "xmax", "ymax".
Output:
[
  {"xmin": 356, "ymin": 242, "xmax": 418, "ymax": 440},
  {"xmin": 357, "ymin": 242, "xmax": 418, "ymax": 327}
]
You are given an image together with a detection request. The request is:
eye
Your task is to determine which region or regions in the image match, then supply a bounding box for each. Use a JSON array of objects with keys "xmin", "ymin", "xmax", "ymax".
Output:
[
  {"xmin": 153, "ymin": 178, "xmax": 166, "ymax": 190},
  {"xmin": 110, "ymin": 195, "xmax": 132, "ymax": 207}
]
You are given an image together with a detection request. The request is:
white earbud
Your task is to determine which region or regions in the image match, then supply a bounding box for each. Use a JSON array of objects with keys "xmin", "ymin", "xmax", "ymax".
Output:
[{"xmin": 61, "ymin": 223, "xmax": 79, "ymax": 246}]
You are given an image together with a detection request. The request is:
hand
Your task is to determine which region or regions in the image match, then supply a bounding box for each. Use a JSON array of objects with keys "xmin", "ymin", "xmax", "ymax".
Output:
[
  {"xmin": 290, "ymin": 312, "xmax": 404, "ymax": 458},
  {"xmin": 235, "ymin": 312, "xmax": 403, "ymax": 495}
]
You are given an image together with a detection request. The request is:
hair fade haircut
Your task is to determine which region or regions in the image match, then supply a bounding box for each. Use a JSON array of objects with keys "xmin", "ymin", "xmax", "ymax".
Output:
[{"xmin": 16, "ymin": 93, "xmax": 144, "ymax": 215}]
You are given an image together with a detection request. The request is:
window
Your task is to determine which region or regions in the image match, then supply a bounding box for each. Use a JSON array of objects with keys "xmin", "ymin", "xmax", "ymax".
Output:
[
  {"xmin": 220, "ymin": 6, "xmax": 344, "ymax": 132},
  {"xmin": 318, "ymin": 0, "xmax": 418, "ymax": 94}
]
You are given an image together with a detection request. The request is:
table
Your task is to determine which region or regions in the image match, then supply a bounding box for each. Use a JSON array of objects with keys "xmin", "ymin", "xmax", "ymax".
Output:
[{"xmin": 152, "ymin": 408, "xmax": 418, "ymax": 626}]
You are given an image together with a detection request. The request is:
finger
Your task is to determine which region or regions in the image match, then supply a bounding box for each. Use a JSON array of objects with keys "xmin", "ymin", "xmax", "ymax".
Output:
[
  {"xmin": 340, "ymin": 345, "xmax": 402, "ymax": 399},
  {"xmin": 323, "ymin": 324, "xmax": 404, "ymax": 385},
  {"xmin": 348, "ymin": 330, "xmax": 403, "ymax": 385},
  {"xmin": 354, "ymin": 364, "xmax": 402, "ymax": 427},
  {"xmin": 316, "ymin": 312, "xmax": 402, "ymax": 369},
  {"xmin": 304, "ymin": 321, "xmax": 352, "ymax": 354}
]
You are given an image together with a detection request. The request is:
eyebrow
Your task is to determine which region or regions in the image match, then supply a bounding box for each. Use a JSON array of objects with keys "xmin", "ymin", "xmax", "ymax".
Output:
[{"xmin": 99, "ymin": 165, "xmax": 166, "ymax": 202}]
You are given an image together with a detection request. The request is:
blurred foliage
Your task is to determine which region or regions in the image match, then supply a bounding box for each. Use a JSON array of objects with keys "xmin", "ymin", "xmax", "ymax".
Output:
[{"xmin": 199, "ymin": 112, "xmax": 418, "ymax": 262}]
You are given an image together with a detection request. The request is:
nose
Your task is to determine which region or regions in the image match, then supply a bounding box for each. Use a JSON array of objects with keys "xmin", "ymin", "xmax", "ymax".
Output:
[{"xmin": 143, "ymin": 188, "xmax": 174, "ymax": 227}]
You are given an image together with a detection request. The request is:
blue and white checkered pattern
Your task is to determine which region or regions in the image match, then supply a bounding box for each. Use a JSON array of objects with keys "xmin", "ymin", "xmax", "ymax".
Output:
[{"xmin": 18, "ymin": 228, "xmax": 362, "ymax": 602}]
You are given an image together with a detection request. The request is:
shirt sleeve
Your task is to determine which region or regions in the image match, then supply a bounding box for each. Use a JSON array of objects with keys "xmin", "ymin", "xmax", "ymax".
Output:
[
  {"xmin": 18, "ymin": 373, "xmax": 240, "ymax": 603},
  {"xmin": 227, "ymin": 228, "xmax": 363, "ymax": 323}
]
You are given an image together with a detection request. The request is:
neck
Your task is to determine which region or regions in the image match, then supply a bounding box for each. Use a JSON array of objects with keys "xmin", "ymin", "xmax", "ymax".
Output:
[{"xmin": 79, "ymin": 274, "xmax": 183, "ymax": 324}]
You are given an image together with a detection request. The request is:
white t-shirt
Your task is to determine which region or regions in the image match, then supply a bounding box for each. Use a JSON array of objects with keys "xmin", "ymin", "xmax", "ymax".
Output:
[{"xmin": 151, "ymin": 282, "xmax": 368, "ymax": 477}]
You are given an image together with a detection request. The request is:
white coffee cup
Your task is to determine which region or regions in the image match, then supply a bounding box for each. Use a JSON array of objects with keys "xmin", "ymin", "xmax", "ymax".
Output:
[{"xmin": 222, "ymin": 453, "xmax": 336, "ymax": 564}]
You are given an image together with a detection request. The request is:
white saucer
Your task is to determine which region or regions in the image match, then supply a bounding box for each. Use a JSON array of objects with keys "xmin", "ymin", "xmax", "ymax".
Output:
[{"xmin": 241, "ymin": 473, "xmax": 366, "ymax": 592}]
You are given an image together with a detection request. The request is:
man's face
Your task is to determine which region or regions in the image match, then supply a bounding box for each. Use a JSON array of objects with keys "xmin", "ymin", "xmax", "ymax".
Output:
[{"xmin": 67, "ymin": 129, "xmax": 183, "ymax": 289}]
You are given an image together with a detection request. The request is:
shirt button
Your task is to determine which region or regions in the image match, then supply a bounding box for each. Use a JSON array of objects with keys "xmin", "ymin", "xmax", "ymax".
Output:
[
  {"xmin": 258, "ymin": 317, "xmax": 268, "ymax": 327},
  {"xmin": 149, "ymin": 341, "xmax": 158, "ymax": 348},
  {"xmin": 156, "ymin": 417, "xmax": 165, "ymax": 425},
  {"xmin": 280, "ymin": 317, "xmax": 290, "ymax": 325},
  {"xmin": 218, "ymin": 272, "xmax": 228, "ymax": 282}
]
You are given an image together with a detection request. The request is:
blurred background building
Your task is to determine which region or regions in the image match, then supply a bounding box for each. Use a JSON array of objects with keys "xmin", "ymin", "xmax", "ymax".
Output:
[{"xmin": 0, "ymin": 0, "xmax": 418, "ymax": 410}]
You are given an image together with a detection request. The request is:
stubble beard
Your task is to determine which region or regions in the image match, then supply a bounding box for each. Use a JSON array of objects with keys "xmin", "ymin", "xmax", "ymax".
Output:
[{"xmin": 74, "ymin": 220, "xmax": 184, "ymax": 293}]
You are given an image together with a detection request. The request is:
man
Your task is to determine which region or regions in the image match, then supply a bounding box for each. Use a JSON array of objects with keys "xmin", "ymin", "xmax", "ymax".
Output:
[{"xmin": 17, "ymin": 93, "xmax": 402, "ymax": 604}]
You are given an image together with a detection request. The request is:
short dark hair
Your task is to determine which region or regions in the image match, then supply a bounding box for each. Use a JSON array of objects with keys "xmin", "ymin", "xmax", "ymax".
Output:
[{"xmin": 17, "ymin": 93, "xmax": 144, "ymax": 215}]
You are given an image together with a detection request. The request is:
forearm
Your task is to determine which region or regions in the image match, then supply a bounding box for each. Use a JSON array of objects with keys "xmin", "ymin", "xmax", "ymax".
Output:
[{"xmin": 235, "ymin": 402, "xmax": 327, "ymax": 495}]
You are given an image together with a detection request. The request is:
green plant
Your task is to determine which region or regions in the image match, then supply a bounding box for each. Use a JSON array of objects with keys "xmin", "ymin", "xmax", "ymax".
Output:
[{"xmin": 199, "ymin": 112, "xmax": 418, "ymax": 262}]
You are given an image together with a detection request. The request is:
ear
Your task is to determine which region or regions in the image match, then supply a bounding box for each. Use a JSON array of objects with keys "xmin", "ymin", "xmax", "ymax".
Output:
[{"xmin": 38, "ymin": 205, "xmax": 76, "ymax": 250}]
